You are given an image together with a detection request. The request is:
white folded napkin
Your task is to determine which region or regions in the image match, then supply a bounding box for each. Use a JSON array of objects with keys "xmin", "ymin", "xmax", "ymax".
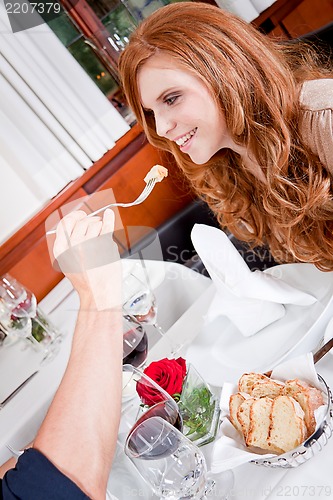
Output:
[
  {"xmin": 191, "ymin": 224, "xmax": 317, "ymax": 337},
  {"xmin": 211, "ymin": 353, "xmax": 328, "ymax": 472}
]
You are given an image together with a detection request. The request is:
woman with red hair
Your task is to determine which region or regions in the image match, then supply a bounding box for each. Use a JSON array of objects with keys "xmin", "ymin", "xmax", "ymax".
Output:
[{"xmin": 119, "ymin": 2, "xmax": 333, "ymax": 270}]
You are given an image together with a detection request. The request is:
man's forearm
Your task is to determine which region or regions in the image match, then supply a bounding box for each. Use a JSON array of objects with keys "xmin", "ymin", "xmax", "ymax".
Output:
[{"xmin": 33, "ymin": 305, "xmax": 123, "ymax": 499}]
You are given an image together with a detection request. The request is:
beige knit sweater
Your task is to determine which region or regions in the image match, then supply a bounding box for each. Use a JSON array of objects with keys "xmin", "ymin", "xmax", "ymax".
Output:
[{"xmin": 300, "ymin": 78, "xmax": 333, "ymax": 172}]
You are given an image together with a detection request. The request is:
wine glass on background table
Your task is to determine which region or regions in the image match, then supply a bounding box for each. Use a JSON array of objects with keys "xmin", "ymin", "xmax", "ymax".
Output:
[
  {"xmin": 0, "ymin": 274, "xmax": 37, "ymax": 341},
  {"xmin": 125, "ymin": 416, "xmax": 234, "ymax": 499},
  {"xmin": 0, "ymin": 274, "xmax": 63, "ymax": 364}
]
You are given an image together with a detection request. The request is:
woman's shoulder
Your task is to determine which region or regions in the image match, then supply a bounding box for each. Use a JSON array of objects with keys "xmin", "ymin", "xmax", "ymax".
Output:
[
  {"xmin": 300, "ymin": 78, "xmax": 333, "ymax": 112},
  {"xmin": 299, "ymin": 78, "xmax": 333, "ymax": 171}
]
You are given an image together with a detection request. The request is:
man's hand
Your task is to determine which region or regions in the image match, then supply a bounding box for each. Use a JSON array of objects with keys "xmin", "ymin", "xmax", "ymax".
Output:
[{"xmin": 53, "ymin": 209, "xmax": 122, "ymax": 311}]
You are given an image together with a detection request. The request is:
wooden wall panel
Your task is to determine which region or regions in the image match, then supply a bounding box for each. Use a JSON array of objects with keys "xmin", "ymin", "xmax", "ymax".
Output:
[
  {"xmin": 282, "ymin": 0, "xmax": 333, "ymax": 37},
  {"xmin": 6, "ymin": 188, "xmax": 87, "ymax": 301}
]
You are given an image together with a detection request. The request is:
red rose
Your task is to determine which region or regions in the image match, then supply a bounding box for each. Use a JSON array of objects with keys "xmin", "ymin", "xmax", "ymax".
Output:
[{"xmin": 136, "ymin": 357, "xmax": 187, "ymax": 406}]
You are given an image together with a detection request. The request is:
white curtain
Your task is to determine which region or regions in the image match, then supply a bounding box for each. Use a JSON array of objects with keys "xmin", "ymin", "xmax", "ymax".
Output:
[{"xmin": 0, "ymin": 4, "xmax": 130, "ymax": 243}]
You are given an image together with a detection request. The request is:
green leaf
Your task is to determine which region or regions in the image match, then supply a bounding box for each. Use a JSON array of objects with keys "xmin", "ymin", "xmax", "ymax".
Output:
[{"xmin": 178, "ymin": 386, "xmax": 217, "ymax": 440}]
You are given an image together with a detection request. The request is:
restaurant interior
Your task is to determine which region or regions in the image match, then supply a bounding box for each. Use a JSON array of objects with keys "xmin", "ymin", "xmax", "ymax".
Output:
[{"xmin": 1, "ymin": 0, "xmax": 333, "ymax": 498}]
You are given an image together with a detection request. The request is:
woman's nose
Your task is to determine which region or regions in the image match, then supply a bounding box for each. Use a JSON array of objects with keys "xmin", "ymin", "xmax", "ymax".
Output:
[{"xmin": 155, "ymin": 113, "xmax": 176, "ymax": 138}]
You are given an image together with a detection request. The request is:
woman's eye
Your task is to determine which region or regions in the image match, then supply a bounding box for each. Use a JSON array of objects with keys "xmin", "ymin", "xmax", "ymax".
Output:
[{"xmin": 164, "ymin": 95, "xmax": 178, "ymax": 106}]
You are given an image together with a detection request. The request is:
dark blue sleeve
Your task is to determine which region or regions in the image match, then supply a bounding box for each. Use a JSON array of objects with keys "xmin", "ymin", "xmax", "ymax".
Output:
[{"xmin": 1, "ymin": 448, "xmax": 90, "ymax": 499}]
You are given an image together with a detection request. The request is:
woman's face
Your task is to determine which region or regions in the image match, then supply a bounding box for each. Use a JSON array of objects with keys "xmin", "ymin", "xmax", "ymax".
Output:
[{"xmin": 137, "ymin": 54, "xmax": 233, "ymax": 165}]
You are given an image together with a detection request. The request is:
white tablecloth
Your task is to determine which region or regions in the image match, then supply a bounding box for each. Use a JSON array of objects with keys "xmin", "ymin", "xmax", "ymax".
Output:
[
  {"xmin": 0, "ymin": 260, "xmax": 211, "ymax": 466},
  {"xmin": 0, "ymin": 260, "xmax": 332, "ymax": 500}
]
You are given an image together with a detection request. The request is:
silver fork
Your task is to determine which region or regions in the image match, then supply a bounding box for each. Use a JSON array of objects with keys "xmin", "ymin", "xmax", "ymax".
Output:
[
  {"xmin": 46, "ymin": 178, "xmax": 157, "ymax": 235},
  {"xmin": 88, "ymin": 178, "xmax": 156, "ymax": 216}
]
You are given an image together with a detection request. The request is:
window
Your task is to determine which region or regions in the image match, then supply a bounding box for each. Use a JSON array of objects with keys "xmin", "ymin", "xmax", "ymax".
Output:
[
  {"xmin": 49, "ymin": 11, "xmax": 118, "ymax": 96},
  {"xmin": 45, "ymin": 0, "xmax": 180, "ymax": 126}
]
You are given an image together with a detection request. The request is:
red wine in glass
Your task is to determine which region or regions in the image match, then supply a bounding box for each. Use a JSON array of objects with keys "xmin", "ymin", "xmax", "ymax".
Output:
[{"xmin": 127, "ymin": 400, "xmax": 183, "ymax": 459}]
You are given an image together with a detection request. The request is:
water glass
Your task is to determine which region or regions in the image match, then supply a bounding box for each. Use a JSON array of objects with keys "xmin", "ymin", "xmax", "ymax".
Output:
[
  {"xmin": 0, "ymin": 274, "xmax": 63, "ymax": 364},
  {"xmin": 125, "ymin": 416, "xmax": 234, "ymax": 499}
]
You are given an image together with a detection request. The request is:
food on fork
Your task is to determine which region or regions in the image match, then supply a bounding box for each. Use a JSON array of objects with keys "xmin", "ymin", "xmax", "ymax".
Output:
[
  {"xmin": 144, "ymin": 165, "xmax": 168, "ymax": 183},
  {"xmin": 229, "ymin": 372, "xmax": 325, "ymax": 454}
]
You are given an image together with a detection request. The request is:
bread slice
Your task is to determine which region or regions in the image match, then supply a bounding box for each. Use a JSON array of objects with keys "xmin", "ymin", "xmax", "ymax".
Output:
[
  {"xmin": 268, "ymin": 395, "xmax": 307, "ymax": 453},
  {"xmin": 251, "ymin": 379, "xmax": 285, "ymax": 399},
  {"xmin": 246, "ymin": 397, "xmax": 284, "ymax": 453},
  {"xmin": 229, "ymin": 393, "xmax": 246, "ymax": 435},
  {"xmin": 238, "ymin": 372, "xmax": 268, "ymax": 394},
  {"xmin": 282, "ymin": 379, "xmax": 324, "ymax": 436},
  {"xmin": 237, "ymin": 398, "xmax": 255, "ymax": 440},
  {"xmin": 229, "ymin": 392, "xmax": 253, "ymax": 435}
]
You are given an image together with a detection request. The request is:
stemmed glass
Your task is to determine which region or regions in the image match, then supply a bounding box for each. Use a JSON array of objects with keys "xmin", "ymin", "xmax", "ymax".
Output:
[
  {"xmin": 119, "ymin": 364, "xmax": 182, "ymax": 448},
  {"xmin": 0, "ymin": 274, "xmax": 37, "ymax": 342},
  {"xmin": 122, "ymin": 315, "xmax": 148, "ymax": 368},
  {"xmin": 125, "ymin": 415, "xmax": 234, "ymax": 499},
  {"xmin": 122, "ymin": 264, "xmax": 183, "ymax": 355},
  {"xmin": 123, "ymin": 271, "xmax": 166, "ymax": 340},
  {"xmin": 0, "ymin": 274, "xmax": 63, "ymax": 364}
]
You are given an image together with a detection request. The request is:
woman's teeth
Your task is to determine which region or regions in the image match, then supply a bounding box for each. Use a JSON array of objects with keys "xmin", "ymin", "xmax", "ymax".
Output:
[{"xmin": 175, "ymin": 128, "xmax": 197, "ymax": 146}]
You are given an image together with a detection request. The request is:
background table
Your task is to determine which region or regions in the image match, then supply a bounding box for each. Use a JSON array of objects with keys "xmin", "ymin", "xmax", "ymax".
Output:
[{"xmin": 0, "ymin": 260, "xmax": 332, "ymax": 500}]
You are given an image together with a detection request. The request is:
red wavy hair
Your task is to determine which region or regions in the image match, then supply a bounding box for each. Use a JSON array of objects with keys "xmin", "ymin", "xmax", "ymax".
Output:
[{"xmin": 119, "ymin": 2, "xmax": 333, "ymax": 270}]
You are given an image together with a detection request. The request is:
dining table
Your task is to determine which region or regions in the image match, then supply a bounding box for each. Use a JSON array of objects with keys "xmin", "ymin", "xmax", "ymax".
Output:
[{"xmin": 0, "ymin": 258, "xmax": 332, "ymax": 499}]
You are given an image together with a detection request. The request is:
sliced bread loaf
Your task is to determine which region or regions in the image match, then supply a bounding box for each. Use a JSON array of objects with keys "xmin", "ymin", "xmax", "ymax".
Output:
[
  {"xmin": 237, "ymin": 398, "xmax": 255, "ymax": 439},
  {"xmin": 250, "ymin": 379, "xmax": 285, "ymax": 399},
  {"xmin": 268, "ymin": 395, "xmax": 307, "ymax": 453},
  {"xmin": 282, "ymin": 379, "xmax": 324, "ymax": 436},
  {"xmin": 229, "ymin": 393, "xmax": 246, "ymax": 435},
  {"xmin": 238, "ymin": 372, "xmax": 268, "ymax": 394},
  {"xmin": 246, "ymin": 397, "xmax": 283, "ymax": 454}
]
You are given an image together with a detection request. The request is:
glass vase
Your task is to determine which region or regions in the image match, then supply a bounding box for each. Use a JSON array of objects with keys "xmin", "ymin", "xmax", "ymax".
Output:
[{"xmin": 178, "ymin": 363, "xmax": 220, "ymax": 447}]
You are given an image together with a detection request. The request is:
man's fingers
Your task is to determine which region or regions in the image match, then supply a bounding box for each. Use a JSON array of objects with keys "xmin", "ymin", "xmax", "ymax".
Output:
[
  {"xmin": 53, "ymin": 209, "xmax": 118, "ymax": 273},
  {"xmin": 100, "ymin": 209, "xmax": 115, "ymax": 236},
  {"xmin": 71, "ymin": 216, "xmax": 103, "ymax": 244},
  {"xmin": 58, "ymin": 211, "xmax": 87, "ymax": 242},
  {"xmin": 53, "ymin": 211, "xmax": 87, "ymax": 259},
  {"xmin": 86, "ymin": 220, "xmax": 103, "ymax": 239}
]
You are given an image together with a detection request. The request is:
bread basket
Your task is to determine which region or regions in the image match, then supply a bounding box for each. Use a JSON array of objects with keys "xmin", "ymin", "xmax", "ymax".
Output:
[{"xmin": 250, "ymin": 374, "xmax": 333, "ymax": 468}]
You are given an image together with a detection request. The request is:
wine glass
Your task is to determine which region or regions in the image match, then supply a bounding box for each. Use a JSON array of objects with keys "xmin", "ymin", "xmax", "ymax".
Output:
[
  {"xmin": 125, "ymin": 416, "xmax": 234, "ymax": 499},
  {"xmin": 122, "ymin": 315, "xmax": 148, "ymax": 368},
  {"xmin": 0, "ymin": 274, "xmax": 36, "ymax": 341},
  {"xmin": 0, "ymin": 274, "xmax": 63, "ymax": 364},
  {"xmin": 123, "ymin": 271, "xmax": 166, "ymax": 339},
  {"xmin": 119, "ymin": 364, "xmax": 182, "ymax": 448},
  {"xmin": 122, "ymin": 266, "xmax": 184, "ymax": 355}
]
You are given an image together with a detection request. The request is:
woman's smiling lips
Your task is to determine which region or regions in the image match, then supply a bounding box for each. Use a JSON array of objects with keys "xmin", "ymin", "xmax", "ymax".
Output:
[{"xmin": 174, "ymin": 127, "xmax": 197, "ymax": 149}]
